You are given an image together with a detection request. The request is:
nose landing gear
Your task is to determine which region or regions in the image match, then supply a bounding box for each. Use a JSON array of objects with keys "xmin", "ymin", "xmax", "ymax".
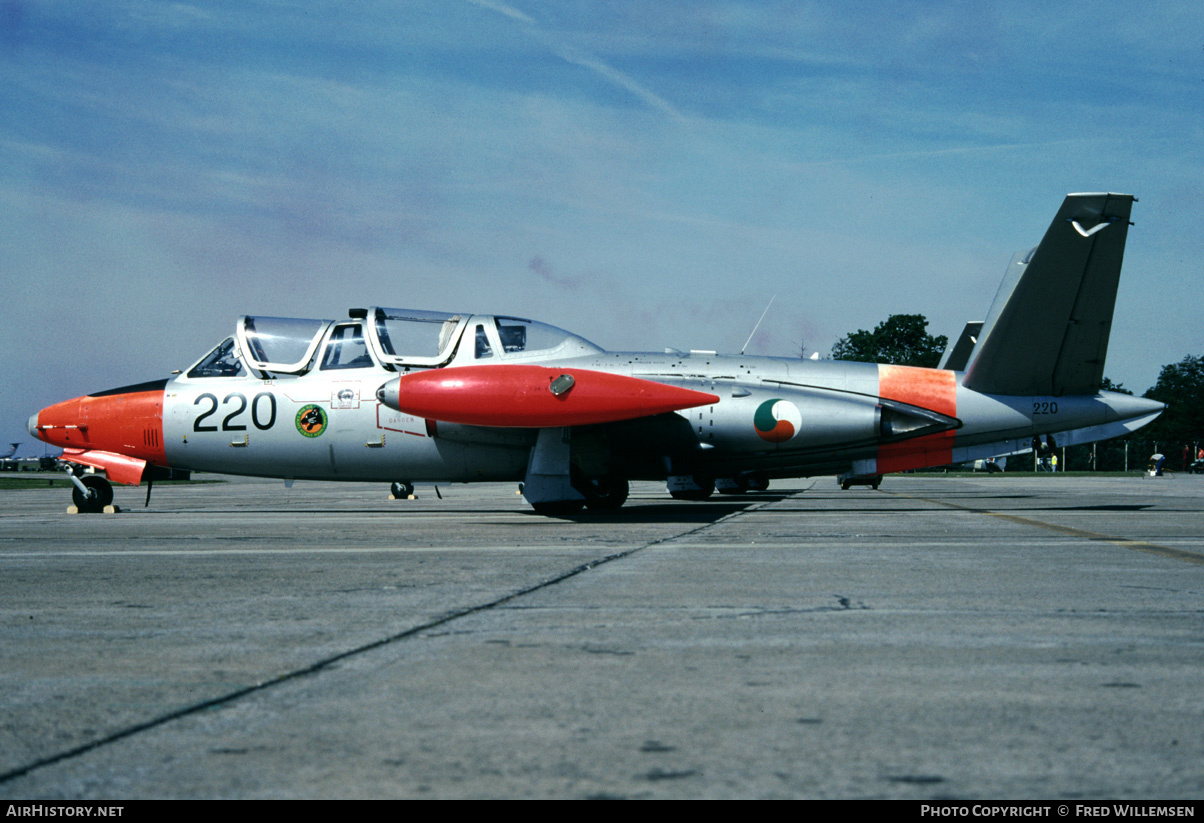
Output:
[{"xmin": 66, "ymin": 469, "xmax": 114, "ymax": 513}]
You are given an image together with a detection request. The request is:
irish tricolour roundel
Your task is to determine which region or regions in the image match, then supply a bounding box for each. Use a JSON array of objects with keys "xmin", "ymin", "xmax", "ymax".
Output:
[{"xmin": 753, "ymin": 399, "xmax": 801, "ymax": 443}]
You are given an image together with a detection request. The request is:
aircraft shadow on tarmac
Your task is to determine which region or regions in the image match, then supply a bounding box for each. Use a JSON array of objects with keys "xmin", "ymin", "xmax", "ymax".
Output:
[
  {"xmin": 104, "ymin": 493, "xmax": 1162, "ymax": 520},
  {"xmin": 523, "ymin": 492, "xmax": 800, "ymax": 522},
  {"xmin": 131, "ymin": 494, "xmax": 777, "ymax": 522},
  {"xmin": 1053, "ymin": 503, "xmax": 1155, "ymax": 512},
  {"xmin": 527, "ymin": 501, "xmax": 755, "ymax": 524}
]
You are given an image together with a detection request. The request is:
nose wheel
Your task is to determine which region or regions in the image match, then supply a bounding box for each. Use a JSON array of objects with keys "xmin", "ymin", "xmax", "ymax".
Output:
[{"xmin": 69, "ymin": 472, "xmax": 114, "ymax": 513}]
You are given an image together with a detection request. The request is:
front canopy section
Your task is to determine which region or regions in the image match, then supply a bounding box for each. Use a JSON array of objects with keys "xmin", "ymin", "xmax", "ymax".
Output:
[{"xmin": 236, "ymin": 316, "xmax": 333, "ymax": 374}]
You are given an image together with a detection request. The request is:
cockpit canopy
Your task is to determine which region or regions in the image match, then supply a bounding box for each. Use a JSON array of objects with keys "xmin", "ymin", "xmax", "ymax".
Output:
[{"xmin": 185, "ymin": 307, "xmax": 603, "ymax": 378}]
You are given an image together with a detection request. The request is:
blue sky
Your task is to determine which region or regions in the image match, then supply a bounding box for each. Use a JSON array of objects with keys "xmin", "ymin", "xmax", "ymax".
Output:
[{"xmin": 3, "ymin": 1, "xmax": 1202, "ymax": 448}]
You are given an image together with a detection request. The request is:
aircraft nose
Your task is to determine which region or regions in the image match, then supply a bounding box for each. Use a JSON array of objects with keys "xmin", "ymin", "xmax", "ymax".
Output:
[{"xmin": 27, "ymin": 413, "xmax": 42, "ymax": 440}]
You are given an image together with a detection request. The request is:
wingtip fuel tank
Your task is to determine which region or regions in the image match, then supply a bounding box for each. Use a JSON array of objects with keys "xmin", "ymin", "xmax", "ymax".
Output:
[{"xmin": 377, "ymin": 365, "xmax": 720, "ymax": 428}]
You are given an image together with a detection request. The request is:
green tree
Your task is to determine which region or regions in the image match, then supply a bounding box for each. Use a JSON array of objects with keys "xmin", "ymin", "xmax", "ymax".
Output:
[
  {"xmin": 831, "ymin": 314, "xmax": 948, "ymax": 367},
  {"xmin": 1142, "ymin": 354, "xmax": 1204, "ymax": 447}
]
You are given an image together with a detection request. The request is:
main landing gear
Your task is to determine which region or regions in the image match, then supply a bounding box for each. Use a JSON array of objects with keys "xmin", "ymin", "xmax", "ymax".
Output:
[
  {"xmin": 668, "ymin": 474, "xmax": 770, "ymax": 500},
  {"xmin": 669, "ymin": 475, "xmax": 714, "ymax": 501},
  {"xmin": 525, "ymin": 476, "xmax": 631, "ymax": 517},
  {"xmin": 715, "ymin": 475, "xmax": 770, "ymax": 495},
  {"xmin": 582, "ymin": 476, "xmax": 629, "ymax": 511}
]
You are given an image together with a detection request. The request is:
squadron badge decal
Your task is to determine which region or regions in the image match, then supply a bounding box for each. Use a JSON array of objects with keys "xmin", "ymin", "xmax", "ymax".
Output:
[
  {"xmin": 753, "ymin": 398, "xmax": 801, "ymax": 443},
  {"xmin": 295, "ymin": 404, "xmax": 328, "ymax": 438}
]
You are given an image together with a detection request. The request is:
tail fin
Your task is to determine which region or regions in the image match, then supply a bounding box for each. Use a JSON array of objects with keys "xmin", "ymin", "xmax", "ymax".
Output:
[
  {"xmin": 938, "ymin": 321, "xmax": 983, "ymax": 371},
  {"xmin": 962, "ymin": 193, "xmax": 1135, "ymax": 396}
]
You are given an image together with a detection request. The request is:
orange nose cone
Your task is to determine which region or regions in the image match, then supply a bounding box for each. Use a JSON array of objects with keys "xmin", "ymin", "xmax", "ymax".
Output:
[
  {"xmin": 30, "ymin": 396, "xmax": 87, "ymax": 449},
  {"xmin": 30, "ymin": 380, "xmax": 167, "ymax": 464}
]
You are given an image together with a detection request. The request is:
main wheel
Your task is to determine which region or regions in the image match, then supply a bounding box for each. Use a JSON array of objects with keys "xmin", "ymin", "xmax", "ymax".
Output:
[
  {"xmin": 72, "ymin": 474, "xmax": 113, "ymax": 513},
  {"xmin": 669, "ymin": 476, "xmax": 714, "ymax": 501},
  {"xmin": 585, "ymin": 477, "xmax": 629, "ymax": 511},
  {"xmin": 716, "ymin": 476, "xmax": 748, "ymax": 495},
  {"xmin": 390, "ymin": 480, "xmax": 415, "ymax": 498}
]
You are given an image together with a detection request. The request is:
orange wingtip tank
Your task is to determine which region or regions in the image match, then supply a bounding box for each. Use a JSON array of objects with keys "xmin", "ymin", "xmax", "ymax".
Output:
[{"xmin": 378, "ymin": 365, "xmax": 719, "ymax": 428}]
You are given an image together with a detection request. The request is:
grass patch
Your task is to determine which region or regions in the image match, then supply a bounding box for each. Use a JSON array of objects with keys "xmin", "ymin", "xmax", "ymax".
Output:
[{"xmin": 0, "ymin": 476, "xmax": 79, "ymax": 490}]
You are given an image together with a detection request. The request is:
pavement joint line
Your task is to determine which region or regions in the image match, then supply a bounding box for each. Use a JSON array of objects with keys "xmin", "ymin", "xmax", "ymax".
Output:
[
  {"xmin": 0, "ymin": 492, "xmax": 785, "ymax": 787},
  {"xmin": 881, "ymin": 490, "xmax": 1204, "ymax": 566},
  {"xmin": 0, "ymin": 546, "xmax": 632, "ymax": 558}
]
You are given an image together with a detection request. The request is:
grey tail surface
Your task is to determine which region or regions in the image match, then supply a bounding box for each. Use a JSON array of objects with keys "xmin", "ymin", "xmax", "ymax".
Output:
[
  {"xmin": 961, "ymin": 192, "xmax": 1135, "ymax": 396},
  {"xmin": 938, "ymin": 321, "xmax": 983, "ymax": 371}
]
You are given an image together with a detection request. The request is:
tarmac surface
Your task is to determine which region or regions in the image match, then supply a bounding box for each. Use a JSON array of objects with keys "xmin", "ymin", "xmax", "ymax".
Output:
[{"xmin": 1, "ymin": 472, "xmax": 1202, "ymax": 799}]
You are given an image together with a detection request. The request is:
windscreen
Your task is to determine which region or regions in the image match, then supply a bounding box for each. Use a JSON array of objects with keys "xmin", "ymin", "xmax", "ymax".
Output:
[{"xmin": 187, "ymin": 338, "xmax": 246, "ymax": 378}]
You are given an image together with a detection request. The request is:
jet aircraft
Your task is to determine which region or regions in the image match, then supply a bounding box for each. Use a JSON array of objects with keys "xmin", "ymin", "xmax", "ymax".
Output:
[
  {"xmin": 29, "ymin": 193, "xmax": 1165, "ymax": 515},
  {"xmin": 0, "ymin": 442, "xmax": 20, "ymax": 472}
]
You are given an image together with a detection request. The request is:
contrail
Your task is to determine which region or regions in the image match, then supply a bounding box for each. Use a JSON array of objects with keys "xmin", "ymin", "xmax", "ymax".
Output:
[
  {"xmin": 550, "ymin": 43, "xmax": 686, "ymax": 121},
  {"xmin": 463, "ymin": 0, "xmax": 685, "ymax": 120},
  {"xmin": 463, "ymin": 0, "xmax": 535, "ymax": 25}
]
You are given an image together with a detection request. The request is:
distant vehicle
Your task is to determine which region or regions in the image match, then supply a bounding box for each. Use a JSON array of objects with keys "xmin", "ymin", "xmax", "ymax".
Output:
[
  {"xmin": 29, "ymin": 193, "xmax": 1165, "ymax": 514},
  {"xmin": 840, "ymin": 474, "xmax": 882, "ymax": 490},
  {"xmin": 971, "ymin": 457, "xmax": 1006, "ymax": 473}
]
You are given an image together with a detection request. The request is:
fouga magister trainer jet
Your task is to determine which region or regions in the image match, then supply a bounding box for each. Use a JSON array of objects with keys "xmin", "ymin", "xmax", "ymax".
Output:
[{"xmin": 29, "ymin": 193, "xmax": 1165, "ymax": 515}]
